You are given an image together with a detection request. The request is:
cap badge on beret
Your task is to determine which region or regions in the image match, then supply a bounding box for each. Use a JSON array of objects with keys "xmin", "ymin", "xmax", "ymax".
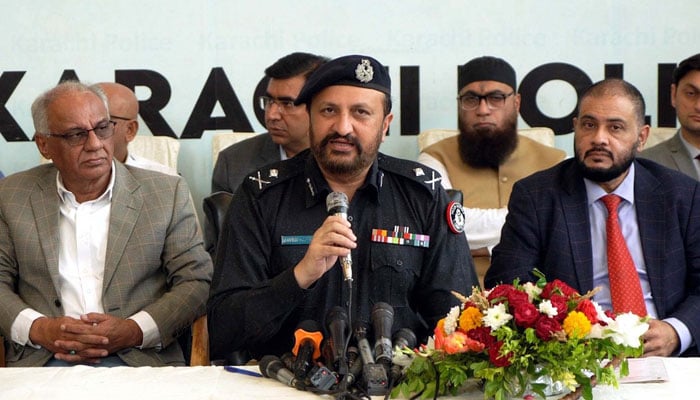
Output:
[{"xmin": 355, "ymin": 59, "xmax": 374, "ymax": 83}]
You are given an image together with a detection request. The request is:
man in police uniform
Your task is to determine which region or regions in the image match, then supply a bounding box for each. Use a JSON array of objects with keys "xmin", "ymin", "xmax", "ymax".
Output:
[{"xmin": 208, "ymin": 55, "xmax": 478, "ymax": 362}]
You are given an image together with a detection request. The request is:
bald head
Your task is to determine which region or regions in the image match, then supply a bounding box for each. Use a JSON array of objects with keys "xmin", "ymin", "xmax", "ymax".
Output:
[{"xmin": 95, "ymin": 82, "xmax": 139, "ymax": 162}]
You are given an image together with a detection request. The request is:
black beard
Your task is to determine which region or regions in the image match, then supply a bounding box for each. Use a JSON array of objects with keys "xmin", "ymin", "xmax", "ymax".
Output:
[
  {"xmin": 312, "ymin": 131, "xmax": 379, "ymax": 176},
  {"xmin": 574, "ymin": 145, "xmax": 637, "ymax": 183},
  {"xmin": 458, "ymin": 117, "xmax": 518, "ymax": 169}
]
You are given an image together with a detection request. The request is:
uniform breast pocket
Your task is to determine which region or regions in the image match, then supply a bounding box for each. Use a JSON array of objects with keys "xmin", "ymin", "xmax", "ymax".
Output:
[{"xmin": 369, "ymin": 243, "xmax": 423, "ymax": 307}]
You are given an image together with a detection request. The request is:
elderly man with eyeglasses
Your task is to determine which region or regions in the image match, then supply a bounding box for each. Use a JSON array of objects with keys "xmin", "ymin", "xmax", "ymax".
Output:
[
  {"xmin": 94, "ymin": 82, "xmax": 177, "ymax": 176},
  {"xmin": 211, "ymin": 52, "xmax": 329, "ymax": 193},
  {"xmin": 418, "ymin": 56, "xmax": 565, "ymax": 287},
  {"xmin": 0, "ymin": 80, "xmax": 212, "ymax": 367}
]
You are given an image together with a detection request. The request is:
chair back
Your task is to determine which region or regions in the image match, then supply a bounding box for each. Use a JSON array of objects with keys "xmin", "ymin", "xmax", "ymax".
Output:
[
  {"xmin": 212, "ymin": 132, "xmax": 260, "ymax": 164},
  {"xmin": 417, "ymin": 127, "xmax": 556, "ymax": 152},
  {"xmin": 189, "ymin": 315, "xmax": 209, "ymax": 366},
  {"xmin": 202, "ymin": 191, "xmax": 233, "ymax": 259},
  {"xmin": 645, "ymin": 127, "xmax": 676, "ymax": 149}
]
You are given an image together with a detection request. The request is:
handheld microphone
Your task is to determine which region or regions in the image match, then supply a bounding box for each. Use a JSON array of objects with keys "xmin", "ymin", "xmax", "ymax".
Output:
[
  {"xmin": 353, "ymin": 321, "xmax": 375, "ymax": 366},
  {"xmin": 259, "ymin": 355, "xmax": 305, "ymax": 390},
  {"xmin": 291, "ymin": 320, "xmax": 323, "ymax": 379},
  {"xmin": 326, "ymin": 192, "xmax": 352, "ymax": 282},
  {"xmin": 371, "ymin": 302, "xmax": 395, "ymax": 369},
  {"xmin": 325, "ymin": 306, "xmax": 350, "ymax": 375}
]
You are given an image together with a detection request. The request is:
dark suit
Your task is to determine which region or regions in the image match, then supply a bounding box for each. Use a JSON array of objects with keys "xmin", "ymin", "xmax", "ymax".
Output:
[
  {"xmin": 0, "ymin": 163, "xmax": 213, "ymax": 366},
  {"xmin": 211, "ymin": 133, "xmax": 280, "ymax": 193},
  {"xmin": 486, "ymin": 158, "xmax": 700, "ymax": 355},
  {"xmin": 640, "ymin": 130, "xmax": 699, "ymax": 180}
]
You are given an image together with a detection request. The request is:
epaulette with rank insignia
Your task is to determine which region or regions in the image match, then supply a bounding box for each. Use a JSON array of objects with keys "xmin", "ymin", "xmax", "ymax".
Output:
[
  {"xmin": 377, "ymin": 153, "xmax": 442, "ymax": 198},
  {"xmin": 241, "ymin": 153, "xmax": 306, "ymax": 197}
]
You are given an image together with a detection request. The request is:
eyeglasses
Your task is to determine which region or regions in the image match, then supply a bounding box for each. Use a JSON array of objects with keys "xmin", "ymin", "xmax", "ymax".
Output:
[
  {"xmin": 258, "ymin": 95, "xmax": 299, "ymax": 113},
  {"xmin": 457, "ymin": 91, "xmax": 515, "ymax": 111},
  {"xmin": 42, "ymin": 120, "xmax": 117, "ymax": 147}
]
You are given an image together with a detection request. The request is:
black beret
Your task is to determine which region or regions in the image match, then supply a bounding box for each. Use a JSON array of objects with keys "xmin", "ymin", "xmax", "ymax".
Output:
[
  {"xmin": 295, "ymin": 55, "xmax": 390, "ymax": 105},
  {"xmin": 458, "ymin": 56, "xmax": 516, "ymax": 92}
]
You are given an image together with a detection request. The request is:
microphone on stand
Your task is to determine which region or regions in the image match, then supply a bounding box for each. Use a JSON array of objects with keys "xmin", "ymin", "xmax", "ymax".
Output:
[
  {"xmin": 326, "ymin": 192, "xmax": 352, "ymax": 282},
  {"xmin": 291, "ymin": 320, "xmax": 323, "ymax": 379},
  {"xmin": 371, "ymin": 302, "xmax": 395, "ymax": 371},
  {"xmin": 259, "ymin": 355, "xmax": 306, "ymax": 390},
  {"xmin": 354, "ymin": 320, "xmax": 389, "ymax": 395},
  {"xmin": 325, "ymin": 306, "xmax": 350, "ymax": 375},
  {"xmin": 390, "ymin": 328, "xmax": 418, "ymax": 384}
]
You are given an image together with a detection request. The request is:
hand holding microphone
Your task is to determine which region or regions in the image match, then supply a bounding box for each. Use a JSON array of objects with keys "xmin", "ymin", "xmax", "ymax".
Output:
[{"xmin": 293, "ymin": 192, "xmax": 356, "ymax": 289}]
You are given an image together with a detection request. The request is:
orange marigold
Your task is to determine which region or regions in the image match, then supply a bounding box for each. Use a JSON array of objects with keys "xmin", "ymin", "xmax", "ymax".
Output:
[
  {"xmin": 563, "ymin": 310, "xmax": 592, "ymax": 339},
  {"xmin": 459, "ymin": 306, "xmax": 483, "ymax": 332}
]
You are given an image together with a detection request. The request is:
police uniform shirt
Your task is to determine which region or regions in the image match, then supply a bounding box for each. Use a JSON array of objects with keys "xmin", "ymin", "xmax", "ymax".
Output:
[{"xmin": 208, "ymin": 149, "xmax": 477, "ymax": 360}]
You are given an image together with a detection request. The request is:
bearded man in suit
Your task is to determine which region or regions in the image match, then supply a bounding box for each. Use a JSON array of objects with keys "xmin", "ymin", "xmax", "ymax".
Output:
[
  {"xmin": 0, "ymin": 81, "xmax": 212, "ymax": 367},
  {"xmin": 486, "ymin": 78, "xmax": 700, "ymax": 357}
]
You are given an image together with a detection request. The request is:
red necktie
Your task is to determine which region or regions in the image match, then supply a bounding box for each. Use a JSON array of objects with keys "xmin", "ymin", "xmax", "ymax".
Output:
[{"xmin": 601, "ymin": 194, "xmax": 647, "ymax": 317}]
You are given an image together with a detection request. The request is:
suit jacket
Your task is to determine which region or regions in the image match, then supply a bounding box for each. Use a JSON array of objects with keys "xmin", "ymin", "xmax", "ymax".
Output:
[
  {"xmin": 640, "ymin": 130, "xmax": 699, "ymax": 180},
  {"xmin": 0, "ymin": 163, "xmax": 213, "ymax": 366},
  {"xmin": 486, "ymin": 158, "xmax": 700, "ymax": 355},
  {"xmin": 211, "ymin": 133, "xmax": 280, "ymax": 193}
]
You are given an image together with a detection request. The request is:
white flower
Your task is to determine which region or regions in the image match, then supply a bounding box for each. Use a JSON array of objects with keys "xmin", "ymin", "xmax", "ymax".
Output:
[
  {"xmin": 602, "ymin": 313, "xmax": 650, "ymax": 348},
  {"xmin": 538, "ymin": 299, "xmax": 558, "ymax": 318},
  {"xmin": 483, "ymin": 303, "xmax": 513, "ymax": 330},
  {"xmin": 522, "ymin": 282, "xmax": 542, "ymax": 301},
  {"xmin": 443, "ymin": 306, "xmax": 460, "ymax": 334}
]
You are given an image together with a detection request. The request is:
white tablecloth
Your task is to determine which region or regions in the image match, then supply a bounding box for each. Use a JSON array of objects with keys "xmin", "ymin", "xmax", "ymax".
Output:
[{"xmin": 0, "ymin": 357, "xmax": 692, "ymax": 399}]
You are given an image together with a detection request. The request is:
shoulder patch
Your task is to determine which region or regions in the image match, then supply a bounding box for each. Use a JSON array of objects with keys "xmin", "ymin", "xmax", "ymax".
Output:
[
  {"xmin": 445, "ymin": 201, "xmax": 466, "ymax": 234},
  {"xmin": 378, "ymin": 154, "xmax": 443, "ymax": 196}
]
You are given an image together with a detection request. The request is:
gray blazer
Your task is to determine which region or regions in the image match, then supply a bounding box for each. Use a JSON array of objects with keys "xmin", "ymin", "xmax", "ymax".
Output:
[
  {"xmin": 640, "ymin": 130, "xmax": 699, "ymax": 180},
  {"xmin": 0, "ymin": 162, "xmax": 212, "ymax": 366},
  {"xmin": 211, "ymin": 133, "xmax": 280, "ymax": 193}
]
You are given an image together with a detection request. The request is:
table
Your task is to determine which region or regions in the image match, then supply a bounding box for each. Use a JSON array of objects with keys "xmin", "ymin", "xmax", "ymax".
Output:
[{"xmin": 0, "ymin": 357, "xmax": 693, "ymax": 399}]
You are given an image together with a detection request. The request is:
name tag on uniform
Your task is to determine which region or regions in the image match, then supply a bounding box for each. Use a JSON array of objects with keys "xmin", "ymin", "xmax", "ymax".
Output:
[
  {"xmin": 371, "ymin": 226, "xmax": 430, "ymax": 248},
  {"xmin": 281, "ymin": 235, "xmax": 313, "ymax": 245}
]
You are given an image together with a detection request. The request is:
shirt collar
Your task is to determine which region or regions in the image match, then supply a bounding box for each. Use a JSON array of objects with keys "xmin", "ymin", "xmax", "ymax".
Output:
[
  {"xmin": 56, "ymin": 161, "xmax": 115, "ymax": 206},
  {"xmin": 303, "ymin": 152, "xmax": 381, "ymax": 209},
  {"xmin": 584, "ymin": 161, "xmax": 636, "ymax": 206},
  {"xmin": 678, "ymin": 129, "xmax": 700, "ymax": 159}
]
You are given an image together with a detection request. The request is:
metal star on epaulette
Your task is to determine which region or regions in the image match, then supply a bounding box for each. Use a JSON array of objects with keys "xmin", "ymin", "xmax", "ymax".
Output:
[
  {"xmin": 355, "ymin": 59, "xmax": 374, "ymax": 83},
  {"xmin": 414, "ymin": 167, "xmax": 425, "ymax": 177},
  {"xmin": 269, "ymin": 169, "xmax": 278, "ymax": 178}
]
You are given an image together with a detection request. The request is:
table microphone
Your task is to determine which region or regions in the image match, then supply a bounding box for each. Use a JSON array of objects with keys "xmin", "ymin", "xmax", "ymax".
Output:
[
  {"xmin": 326, "ymin": 192, "xmax": 352, "ymax": 282},
  {"xmin": 291, "ymin": 320, "xmax": 323, "ymax": 379},
  {"xmin": 371, "ymin": 302, "xmax": 395, "ymax": 370},
  {"xmin": 259, "ymin": 355, "xmax": 305, "ymax": 390}
]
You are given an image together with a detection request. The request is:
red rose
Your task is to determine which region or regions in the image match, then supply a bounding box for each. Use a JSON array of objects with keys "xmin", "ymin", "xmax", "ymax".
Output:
[
  {"xmin": 541, "ymin": 279, "xmax": 579, "ymax": 299},
  {"xmin": 535, "ymin": 316, "xmax": 562, "ymax": 341},
  {"xmin": 467, "ymin": 326, "xmax": 495, "ymax": 348},
  {"xmin": 488, "ymin": 340, "xmax": 513, "ymax": 367},
  {"xmin": 549, "ymin": 294, "xmax": 569, "ymax": 322},
  {"xmin": 514, "ymin": 302, "xmax": 539, "ymax": 328},
  {"xmin": 506, "ymin": 289, "xmax": 530, "ymax": 310},
  {"xmin": 576, "ymin": 299, "xmax": 599, "ymax": 324},
  {"xmin": 488, "ymin": 284, "xmax": 515, "ymax": 304}
]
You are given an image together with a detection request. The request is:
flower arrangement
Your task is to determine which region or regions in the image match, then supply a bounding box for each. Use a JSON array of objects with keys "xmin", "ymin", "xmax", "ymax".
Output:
[{"xmin": 392, "ymin": 271, "xmax": 649, "ymax": 400}]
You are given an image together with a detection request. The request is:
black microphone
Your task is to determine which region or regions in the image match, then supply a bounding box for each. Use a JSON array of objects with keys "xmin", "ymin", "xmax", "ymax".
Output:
[
  {"xmin": 390, "ymin": 328, "xmax": 417, "ymax": 384},
  {"xmin": 393, "ymin": 328, "xmax": 417, "ymax": 351},
  {"xmin": 326, "ymin": 192, "xmax": 352, "ymax": 282},
  {"xmin": 354, "ymin": 320, "xmax": 389, "ymax": 395},
  {"xmin": 371, "ymin": 302, "xmax": 395, "ymax": 370},
  {"xmin": 291, "ymin": 320, "xmax": 323, "ymax": 379},
  {"xmin": 325, "ymin": 306, "xmax": 350, "ymax": 375},
  {"xmin": 259, "ymin": 355, "xmax": 305, "ymax": 390}
]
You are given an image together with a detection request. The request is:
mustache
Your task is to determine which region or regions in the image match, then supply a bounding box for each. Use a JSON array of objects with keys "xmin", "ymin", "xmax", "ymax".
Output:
[
  {"xmin": 320, "ymin": 132, "xmax": 361, "ymax": 149},
  {"xmin": 584, "ymin": 147, "xmax": 613, "ymax": 158}
]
